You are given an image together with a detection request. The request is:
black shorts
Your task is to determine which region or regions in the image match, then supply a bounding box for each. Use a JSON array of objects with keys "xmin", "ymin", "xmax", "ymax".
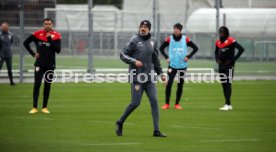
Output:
[
  {"xmin": 167, "ymin": 66, "xmax": 187, "ymax": 83},
  {"xmin": 218, "ymin": 65, "xmax": 234, "ymax": 83}
]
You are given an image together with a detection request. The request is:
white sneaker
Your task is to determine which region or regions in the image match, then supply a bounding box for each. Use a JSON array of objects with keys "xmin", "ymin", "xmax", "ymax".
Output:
[
  {"xmin": 228, "ymin": 105, "xmax": 233, "ymax": 110},
  {"xmin": 219, "ymin": 105, "xmax": 233, "ymax": 111}
]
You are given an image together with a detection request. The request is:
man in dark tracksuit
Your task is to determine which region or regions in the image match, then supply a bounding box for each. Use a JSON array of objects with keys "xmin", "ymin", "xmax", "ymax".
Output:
[
  {"xmin": 159, "ymin": 23, "xmax": 198, "ymax": 110},
  {"xmin": 23, "ymin": 18, "xmax": 61, "ymax": 114},
  {"xmin": 215, "ymin": 26, "xmax": 244, "ymax": 111},
  {"xmin": 0, "ymin": 22, "xmax": 15, "ymax": 86},
  {"xmin": 116, "ymin": 20, "xmax": 167, "ymax": 137}
]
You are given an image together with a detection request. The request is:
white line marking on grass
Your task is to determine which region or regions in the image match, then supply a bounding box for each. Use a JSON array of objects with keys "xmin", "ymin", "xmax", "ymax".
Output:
[
  {"xmin": 200, "ymin": 139, "xmax": 259, "ymax": 143},
  {"xmin": 14, "ymin": 116, "xmax": 53, "ymax": 121},
  {"xmin": 90, "ymin": 120, "xmax": 134, "ymax": 125},
  {"xmin": 80, "ymin": 142, "xmax": 141, "ymax": 146},
  {"xmin": 172, "ymin": 125, "xmax": 221, "ymax": 130}
]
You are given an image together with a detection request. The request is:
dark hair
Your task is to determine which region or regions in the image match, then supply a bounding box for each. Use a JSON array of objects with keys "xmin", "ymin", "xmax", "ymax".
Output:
[
  {"xmin": 174, "ymin": 23, "xmax": 183, "ymax": 31},
  {"xmin": 43, "ymin": 18, "xmax": 53, "ymax": 23},
  {"xmin": 219, "ymin": 26, "xmax": 229, "ymax": 37}
]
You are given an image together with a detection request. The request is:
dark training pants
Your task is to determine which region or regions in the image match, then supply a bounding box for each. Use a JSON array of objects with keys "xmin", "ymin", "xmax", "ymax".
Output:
[
  {"xmin": 165, "ymin": 66, "xmax": 186, "ymax": 105},
  {"xmin": 219, "ymin": 65, "xmax": 234, "ymax": 105},
  {"xmin": 0, "ymin": 57, "xmax": 14, "ymax": 84},
  {"xmin": 118, "ymin": 82, "xmax": 160, "ymax": 131},
  {"xmin": 33, "ymin": 67, "xmax": 54, "ymax": 108}
]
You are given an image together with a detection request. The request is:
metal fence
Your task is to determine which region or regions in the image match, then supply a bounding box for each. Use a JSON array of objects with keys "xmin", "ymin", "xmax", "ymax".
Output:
[{"xmin": 0, "ymin": 0, "xmax": 276, "ymax": 82}]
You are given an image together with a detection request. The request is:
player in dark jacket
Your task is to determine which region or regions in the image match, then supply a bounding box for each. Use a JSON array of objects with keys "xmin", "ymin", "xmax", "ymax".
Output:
[
  {"xmin": 0, "ymin": 22, "xmax": 15, "ymax": 86},
  {"xmin": 116, "ymin": 20, "xmax": 167, "ymax": 137},
  {"xmin": 24, "ymin": 18, "xmax": 61, "ymax": 114},
  {"xmin": 215, "ymin": 26, "xmax": 244, "ymax": 111}
]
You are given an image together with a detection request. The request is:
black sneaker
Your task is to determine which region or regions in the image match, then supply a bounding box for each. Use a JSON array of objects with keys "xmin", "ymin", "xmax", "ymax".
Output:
[
  {"xmin": 153, "ymin": 130, "xmax": 167, "ymax": 137},
  {"xmin": 10, "ymin": 82, "xmax": 16, "ymax": 86},
  {"xmin": 116, "ymin": 121, "xmax": 123, "ymax": 136}
]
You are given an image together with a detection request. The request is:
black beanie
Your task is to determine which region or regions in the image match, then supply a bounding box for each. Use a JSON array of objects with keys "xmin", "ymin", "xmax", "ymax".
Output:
[
  {"xmin": 140, "ymin": 20, "xmax": 151, "ymax": 30},
  {"xmin": 174, "ymin": 23, "xmax": 183, "ymax": 31}
]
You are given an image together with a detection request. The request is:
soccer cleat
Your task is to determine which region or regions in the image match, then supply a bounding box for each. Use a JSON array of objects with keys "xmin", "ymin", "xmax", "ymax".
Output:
[
  {"xmin": 116, "ymin": 121, "xmax": 123, "ymax": 136},
  {"xmin": 219, "ymin": 105, "xmax": 232, "ymax": 111},
  {"xmin": 161, "ymin": 104, "xmax": 170, "ymax": 109},
  {"xmin": 153, "ymin": 130, "xmax": 167, "ymax": 137},
  {"xmin": 174, "ymin": 104, "xmax": 183, "ymax": 110},
  {"xmin": 41, "ymin": 108, "xmax": 50, "ymax": 114},
  {"xmin": 29, "ymin": 108, "xmax": 38, "ymax": 114}
]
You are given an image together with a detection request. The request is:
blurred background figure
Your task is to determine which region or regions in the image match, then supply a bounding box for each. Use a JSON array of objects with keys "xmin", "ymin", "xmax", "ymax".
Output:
[{"xmin": 0, "ymin": 22, "xmax": 15, "ymax": 86}]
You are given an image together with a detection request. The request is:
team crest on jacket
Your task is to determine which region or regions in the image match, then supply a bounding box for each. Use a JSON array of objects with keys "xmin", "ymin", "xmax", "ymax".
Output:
[
  {"xmin": 35, "ymin": 67, "xmax": 40, "ymax": 72},
  {"xmin": 134, "ymin": 84, "xmax": 140, "ymax": 91},
  {"xmin": 150, "ymin": 41, "xmax": 154, "ymax": 47}
]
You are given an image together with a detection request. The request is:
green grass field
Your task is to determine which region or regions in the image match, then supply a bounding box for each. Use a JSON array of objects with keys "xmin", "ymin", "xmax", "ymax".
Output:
[{"xmin": 0, "ymin": 81, "xmax": 276, "ymax": 152}]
